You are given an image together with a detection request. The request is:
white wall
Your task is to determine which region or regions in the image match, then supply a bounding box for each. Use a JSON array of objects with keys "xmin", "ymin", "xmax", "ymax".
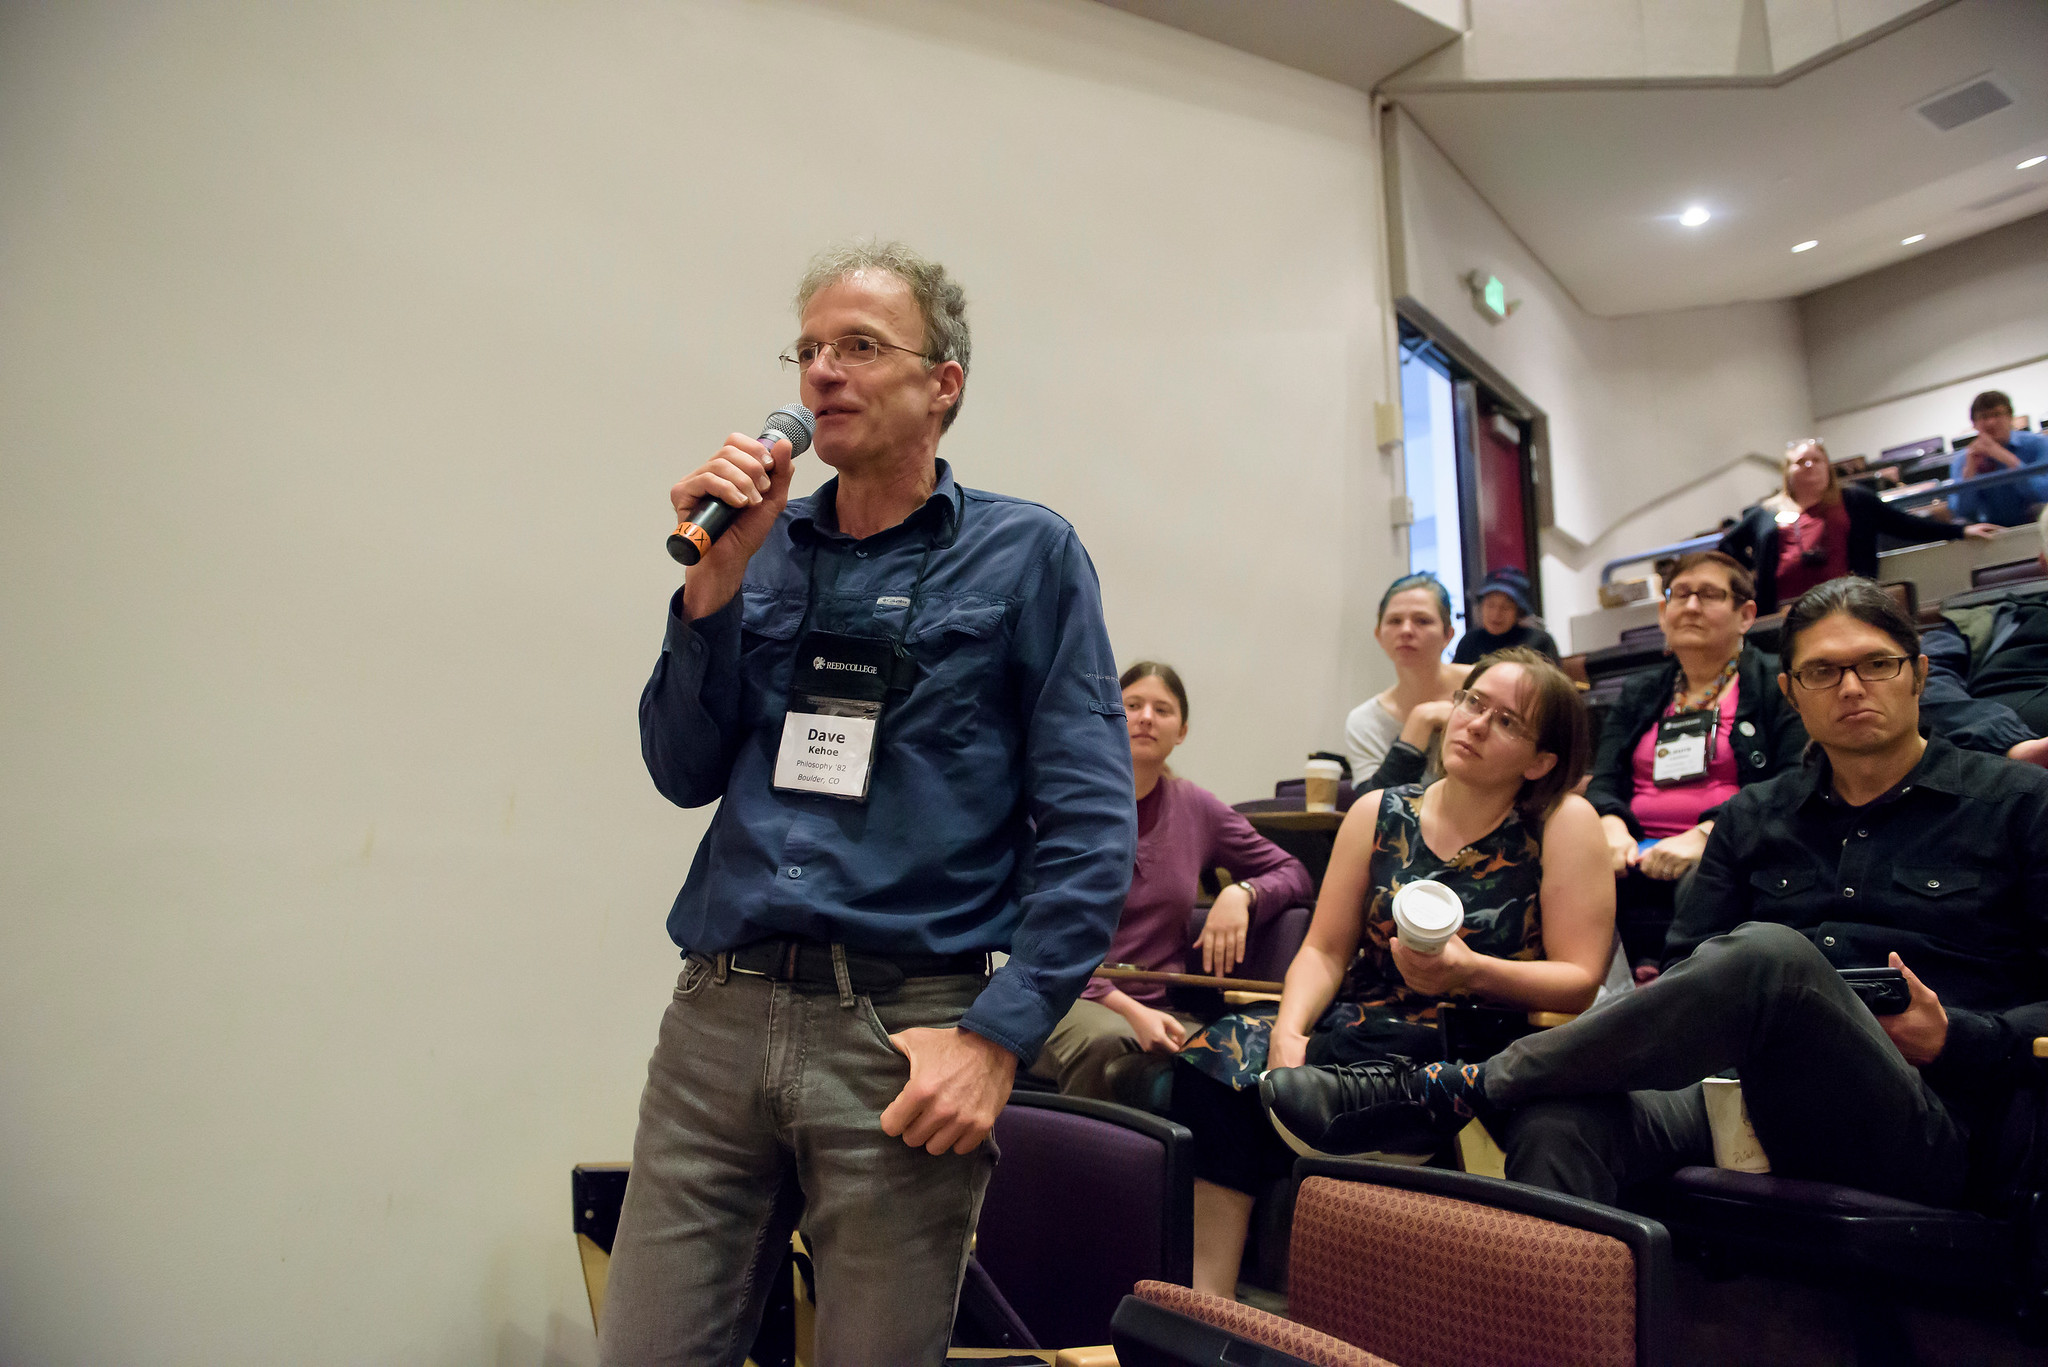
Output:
[
  {"xmin": 1815, "ymin": 357, "xmax": 2048, "ymax": 461},
  {"xmin": 0, "ymin": 3, "xmax": 1394, "ymax": 1363},
  {"xmin": 1803, "ymin": 208, "xmax": 2048, "ymax": 453},
  {"xmin": 1385, "ymin": 111, "xmax": 1812, "ymax": 649}
]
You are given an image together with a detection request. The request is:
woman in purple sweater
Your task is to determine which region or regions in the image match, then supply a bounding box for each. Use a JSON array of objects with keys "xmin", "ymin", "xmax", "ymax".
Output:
[{"xmin": 1027, "ymin": 662, "xmax": 1313, "ymax": 1100}]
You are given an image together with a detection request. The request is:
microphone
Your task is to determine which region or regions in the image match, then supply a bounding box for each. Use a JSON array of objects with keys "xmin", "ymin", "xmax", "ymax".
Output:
[{"xmin": 668, "ymin": 405, "xmax": 816, "ymax": 566}]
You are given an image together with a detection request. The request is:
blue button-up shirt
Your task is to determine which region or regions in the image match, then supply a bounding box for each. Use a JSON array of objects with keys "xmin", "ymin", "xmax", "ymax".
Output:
[
  {"xmin": 1947, "ymin": 430, "xmax": 2048, "ymax": 526},
  {"xmin": 640, "ymin": 460, "xmax": 1136, "ymax": 1062}
]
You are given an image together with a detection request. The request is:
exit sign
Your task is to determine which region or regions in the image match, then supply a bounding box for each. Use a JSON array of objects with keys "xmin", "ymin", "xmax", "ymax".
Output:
[{"xmin": 1462, "ymin": 270, "xmax": 1518, "ymax": 322}]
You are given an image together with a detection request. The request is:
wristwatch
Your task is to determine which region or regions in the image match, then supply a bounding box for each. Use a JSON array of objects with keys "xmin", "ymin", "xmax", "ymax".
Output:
[{"xmin": 1233, "ymin": 880, "xmax": 1259, "ymax": 910}]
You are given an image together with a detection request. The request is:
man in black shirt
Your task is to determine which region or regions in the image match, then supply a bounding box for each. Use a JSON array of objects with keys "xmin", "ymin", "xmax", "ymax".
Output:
[{"xmin": 1264, "ymin": 577, "xmax": 2048, "ymax": 1209}]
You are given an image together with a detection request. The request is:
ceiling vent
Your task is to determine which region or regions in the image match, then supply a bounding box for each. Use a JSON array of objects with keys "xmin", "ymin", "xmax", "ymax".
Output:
[{"xmin": 1915, "ymin": 75, "xmax": 2013, "ymax": 132}]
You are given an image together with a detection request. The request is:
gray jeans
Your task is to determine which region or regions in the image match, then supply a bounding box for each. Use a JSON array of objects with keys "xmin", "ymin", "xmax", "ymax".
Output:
[{"xmin": 598, "ymin": 953, "xmax": 996, "ymax": 1367}]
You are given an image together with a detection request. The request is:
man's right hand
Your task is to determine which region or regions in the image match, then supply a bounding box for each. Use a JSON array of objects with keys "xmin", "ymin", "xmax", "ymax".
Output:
[
  {"xmin": 1965, "ymin": 435, "xmax": 2018, "ymax": 476},
  {"xmin": 674, "ymin": 433, "xmax": 796, "ymax": 620},
  {"xmin": 1600, "ymin": 814, "xmax": 1639, "ymax": 874},
  {"xmin": 1128, "ymin": 1004, "xmax": 1189, "ymax": 1054}
]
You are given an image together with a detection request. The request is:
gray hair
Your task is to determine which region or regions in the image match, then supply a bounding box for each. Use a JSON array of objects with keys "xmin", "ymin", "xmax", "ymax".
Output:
[{"xmin": 795, "ymin": 241, "xmax": 971, "ymax": 431}]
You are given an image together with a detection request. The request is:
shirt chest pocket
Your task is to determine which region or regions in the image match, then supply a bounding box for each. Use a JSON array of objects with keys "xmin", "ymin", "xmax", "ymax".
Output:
[
  {"xmin": 1886, "ymin": 865, "xmax": 1990, "ymax": 931},
  {"xmin": 904, "ymin": 598, "xmax": 1010, "ymax": 669},
  {"xmin": 1748, "ymin": 866, "xmax": 1818, "ymax": 902},
  {"xmin": 739, "ymin": 592, "xmax": 806, "ymax": 723},
  {"xmin": 898, "ymin": 597, "xmax": 1012, "ymax": 747}
]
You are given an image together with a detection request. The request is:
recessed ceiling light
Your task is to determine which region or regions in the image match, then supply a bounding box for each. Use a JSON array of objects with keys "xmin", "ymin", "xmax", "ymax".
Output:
[
  {"xmin": 1792, "ymin": 240, "xmax": 1818, "ymax": 253},
  {"xmin": 2020, "ymin": 156, "xmax": 2047, "ymax": 170},
  {"xmin": 1679, "ymin": 206, "xmax": 1711, "ymax": 227},
  {"xmin": 1902, "ymin": 234, "xmax": 1927, "ymax": 245}
]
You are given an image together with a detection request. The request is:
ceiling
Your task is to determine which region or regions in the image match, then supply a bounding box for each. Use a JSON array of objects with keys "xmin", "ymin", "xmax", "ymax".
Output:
[
  {"xmin": 1392, "ymin": 0, "xmax": 2048, "ymax": 315},
  {"xmin": 1097, "ymin": 0, "xmax": 2048, "ymax": 318},
  {"xmin": 1092, "ymin": 0, "xmax": 1460, "ymax": 93}
]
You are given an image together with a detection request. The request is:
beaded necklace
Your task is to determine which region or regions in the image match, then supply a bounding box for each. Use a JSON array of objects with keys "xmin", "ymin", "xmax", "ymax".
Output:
[{"xmin": 1672, "ymin": 654, "xmax": 1739, "ymax": 715}]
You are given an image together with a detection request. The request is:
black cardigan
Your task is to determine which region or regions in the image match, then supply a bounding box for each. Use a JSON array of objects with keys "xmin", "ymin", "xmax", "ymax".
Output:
[
  {"xmin": 1719, "ymin": 483, "xmax": 1965, "ymax": 614},
  {"xmin": 1584, "ymin": 644, "xmax": 1808, "ymax": 839}
]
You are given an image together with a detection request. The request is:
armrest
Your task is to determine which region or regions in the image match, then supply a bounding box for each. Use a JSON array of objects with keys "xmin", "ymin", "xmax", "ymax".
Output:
[
  {"xmin": 2034, "ymin": 1037, "xmax": 2047, "ymax": 1059},
  {"xmin": 1528, "ymin": 1011, "xmax": 1580, "ymax": 1029}
]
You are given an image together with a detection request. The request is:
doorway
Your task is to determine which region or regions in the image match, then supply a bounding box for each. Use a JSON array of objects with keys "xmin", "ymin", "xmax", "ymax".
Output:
[{"xmin": 1397, "ymin": 316, "xmax": 1544, "ymax": 633}]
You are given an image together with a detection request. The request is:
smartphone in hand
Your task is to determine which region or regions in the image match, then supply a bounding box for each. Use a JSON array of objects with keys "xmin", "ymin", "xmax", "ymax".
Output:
[{"xmin": 1838, "ymin": 966, "xmax": 1910, "ymax": 1016}]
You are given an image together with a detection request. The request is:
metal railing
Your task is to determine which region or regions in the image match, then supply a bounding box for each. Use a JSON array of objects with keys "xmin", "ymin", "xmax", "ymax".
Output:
[{"xmin": 1598, "ymin": 461, "xmax": 2044, "ymax": 584}]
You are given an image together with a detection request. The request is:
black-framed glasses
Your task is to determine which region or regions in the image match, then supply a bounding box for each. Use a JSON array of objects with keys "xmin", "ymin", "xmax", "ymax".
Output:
[
  {"xmin": 1449, "ymin": 689, "xmax": 1534, "ymax": 743},
  {"xmin": 1787, "ymin": 655, "xmax": 1911, "ymax": 690},
  {"xmin": 779, "ymin": 335, "xmax": 930, "ymax": 372},
  {"xmin": 1664, "ymin": 584, "xmax": 1743, "ymax": 606}
]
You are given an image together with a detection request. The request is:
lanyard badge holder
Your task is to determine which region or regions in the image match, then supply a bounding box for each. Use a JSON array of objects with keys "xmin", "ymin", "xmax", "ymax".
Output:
[
  {"xmin": 1651, "ymin": 711, "xmax": 1716, "ymax": 786},
  {"xmin": 771, "ymin": 542, "xmax": 931, "ymax": 803}
]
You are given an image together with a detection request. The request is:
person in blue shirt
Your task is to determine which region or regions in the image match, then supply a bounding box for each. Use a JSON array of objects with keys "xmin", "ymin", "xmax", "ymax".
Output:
[
  {"xmin": 1947, "ymin": 389, "xmax": 2048, "ymax": 527},
  {"xmin": 600, "ymin": 243, "xmax": 1136, "ymax": 1366}
]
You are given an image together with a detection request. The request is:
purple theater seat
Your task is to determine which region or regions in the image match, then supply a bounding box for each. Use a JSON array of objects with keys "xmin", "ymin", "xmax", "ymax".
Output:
[
  {"xmin": 1662, "ymin": 1166, "xmax": 1956, "ymax": 1217},
  {"xmin": 1184, "ymin": 901, "xmax": 1310, "ymax": 985},
  {"xmin": 972, "ymin": 1092, "xmax": 1193, "ymax": 1350}
]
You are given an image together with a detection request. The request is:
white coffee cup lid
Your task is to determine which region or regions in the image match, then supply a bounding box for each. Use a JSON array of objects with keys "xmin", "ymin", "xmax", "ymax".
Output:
[
  {"xmin": 1304, "ymin": 758, "xmax": 1344, "ymax": 779},
  {"xmin": 1392, "ymin": 879, "xmax": 1463, "ymax": 935}
]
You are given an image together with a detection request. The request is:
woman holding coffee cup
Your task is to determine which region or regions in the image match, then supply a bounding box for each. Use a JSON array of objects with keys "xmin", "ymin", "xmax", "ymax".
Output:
[
  {"xmin": 1028, "ymin": 662, "xmax": 1313, "ymax": 1100},
  {"xmin": 1171, "ymin": 649, "xmax": 1613, "ymax": 1296},
  {"xmin": 1343, "ymin": 573, "xmax": 1469, "ymax": 791}
]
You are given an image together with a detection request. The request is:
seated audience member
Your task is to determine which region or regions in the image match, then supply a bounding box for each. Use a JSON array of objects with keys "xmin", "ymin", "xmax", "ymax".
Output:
[
  {"xmin": 1030, "ymin": 662, "xmax": 1312, "ymax": 1100},
  {"xmin": 1172, "ymin": 650, "xmax": 1612, "ymax": 1295},
  {"xmin": 1453, "ymin": 568, "xmax": 1560, "ymax": 665},
  {"xmin": 1948, "ymin": 389, "xmax": 2048, "ymax": 528},
  {"xmin": 1924, "ymin": 509, "xmax": 2048, "ymax": 747},
  {"xmin": 1344, "ymin": 573, "xmax": 1467, "ymax": 791},
  {"xmin": 1721, "ymin": 439, "xmax": 1996, "ymax": 614},
  {"xmin": 1586, "ymin": 552, "xmax": 1806, "ymax": 977},
  {"xmin": 1262, "ymin": 578, "xmax": 2048, "ymax": 1216}
]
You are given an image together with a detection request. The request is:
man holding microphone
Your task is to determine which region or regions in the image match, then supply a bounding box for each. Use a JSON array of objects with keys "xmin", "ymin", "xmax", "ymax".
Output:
[{"xmin": 600, "ymin": 243, "xmax": 1135, "ymax": 1366}]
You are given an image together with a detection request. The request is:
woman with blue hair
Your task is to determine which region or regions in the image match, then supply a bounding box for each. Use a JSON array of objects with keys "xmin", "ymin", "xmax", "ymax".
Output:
[{"xmin": 1343, "ymin": 573, "xmax": 1468, "ymax": 790}]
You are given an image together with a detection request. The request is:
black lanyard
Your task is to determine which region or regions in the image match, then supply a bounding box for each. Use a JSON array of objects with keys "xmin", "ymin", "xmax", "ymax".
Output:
[{"xmin": 794, "ymin": 533, "xmax": 940, "ymax": 696}]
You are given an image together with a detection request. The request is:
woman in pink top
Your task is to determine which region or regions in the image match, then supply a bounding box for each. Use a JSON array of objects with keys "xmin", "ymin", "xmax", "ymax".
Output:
[
  {"xmin": 1027, "ymin": 662, "xmax": 1312, "ymax": 1100},
  {"xmin": 1584, "ymin": 552, "xmax": 1808, "ymax": 977}
]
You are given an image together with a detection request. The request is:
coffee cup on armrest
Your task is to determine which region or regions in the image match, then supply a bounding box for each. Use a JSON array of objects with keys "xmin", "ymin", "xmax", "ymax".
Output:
[
  {"xmin": 1304, "ymin": 758, "xmax": 1344, "ymax": 812},
  {"xmin": 1390, "ymin": 879, "xmax": 1464, "ymax": 954}
]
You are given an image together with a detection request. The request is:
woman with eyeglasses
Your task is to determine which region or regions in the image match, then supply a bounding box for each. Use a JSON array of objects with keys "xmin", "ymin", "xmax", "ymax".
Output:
[
  {"xmin": 1720, "ymin": 439, "xmax": 1997, "ymax": 614},
  {"xmin": 1170, "ymin": 649, "xmax": 1613, "ymax": 1297},
  {"xmin": 1585, "ymin": 551, "xmax": 1808, "ymax": 980},
  {"xmin": 1343, "ymin": 573, "xmax": 1471, "ymax": 792}
]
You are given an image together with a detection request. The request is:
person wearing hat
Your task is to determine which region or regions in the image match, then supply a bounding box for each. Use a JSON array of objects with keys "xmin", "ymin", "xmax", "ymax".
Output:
[{"xmin": 1453, "ymin": 567, "xmax": 1560, "ymax": 665}]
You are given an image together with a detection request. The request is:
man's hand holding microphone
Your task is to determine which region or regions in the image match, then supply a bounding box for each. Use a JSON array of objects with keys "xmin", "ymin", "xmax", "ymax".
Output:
[{"xmin": 670, "ymin": 407, "xmax": 814, "ymax": 621}]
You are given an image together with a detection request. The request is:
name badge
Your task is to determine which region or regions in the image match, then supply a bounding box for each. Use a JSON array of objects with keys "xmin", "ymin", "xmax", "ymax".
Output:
[
  {"xmin": 774, "ymin": 711, "xmax": 878, "ymax": 799},
  {"xmin": 772, "ymin": 629, "xmax": 912, "ymax": 803},
  {"xmin": 1652, "ymin": 712, "xmax": 1715, "ymax": 787}
]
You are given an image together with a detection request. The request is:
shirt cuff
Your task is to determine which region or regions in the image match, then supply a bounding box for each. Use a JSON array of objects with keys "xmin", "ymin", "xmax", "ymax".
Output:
[
  {"xmin": 665, "ymin": 588, "xmax": 740, "ymax": 657},
  {"xmin": 1924, "ymin": 1005, "xmax": 2002, "ymax": 1092},
  {"xmin": 958, "ymin": 963, "xmax": 1064, "ymax": 1066}
]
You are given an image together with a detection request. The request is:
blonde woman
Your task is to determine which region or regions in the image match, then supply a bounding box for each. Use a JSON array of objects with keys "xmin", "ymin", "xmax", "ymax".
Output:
[
  {"xmin": 1343, "ymin": 573, "xmax": 1469, "ymax": 790},
  {"xmin": 1720, "ymin": 439, "xmax": 1996, "ymax": 613}
]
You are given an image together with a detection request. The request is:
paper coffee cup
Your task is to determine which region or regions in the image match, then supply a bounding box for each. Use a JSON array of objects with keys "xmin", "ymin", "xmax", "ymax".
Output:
[
  {"xmin": 1304, "ymin": 758, "xmax": 1343, "ymax": 813},
  {"xmin": 1702, "ymin": 1077, "xmax": 1771, "ymax": 1173},
  {"xmin": 1390, "ymin": 879, "xmax": 1463, "ymax": 954}
]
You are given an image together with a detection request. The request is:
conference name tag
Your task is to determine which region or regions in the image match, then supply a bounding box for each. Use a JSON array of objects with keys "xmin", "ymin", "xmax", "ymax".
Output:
[
  {"xmin": 771, "ymin": 628, "xmax": 907, "ymax": 803},
  {"xmin": 774, "ymin": 711, "xmax": 878, "ymax": 799},
  {"xmin": 1651, "ymin": 711, "xmax": 1715, "ymax": 787}
]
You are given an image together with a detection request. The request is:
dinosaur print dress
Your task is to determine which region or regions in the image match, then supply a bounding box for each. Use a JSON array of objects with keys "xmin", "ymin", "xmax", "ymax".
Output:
[{"xmin": 1177, "ymin": 784, "xmax": 1546, "ymax": 1089}]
